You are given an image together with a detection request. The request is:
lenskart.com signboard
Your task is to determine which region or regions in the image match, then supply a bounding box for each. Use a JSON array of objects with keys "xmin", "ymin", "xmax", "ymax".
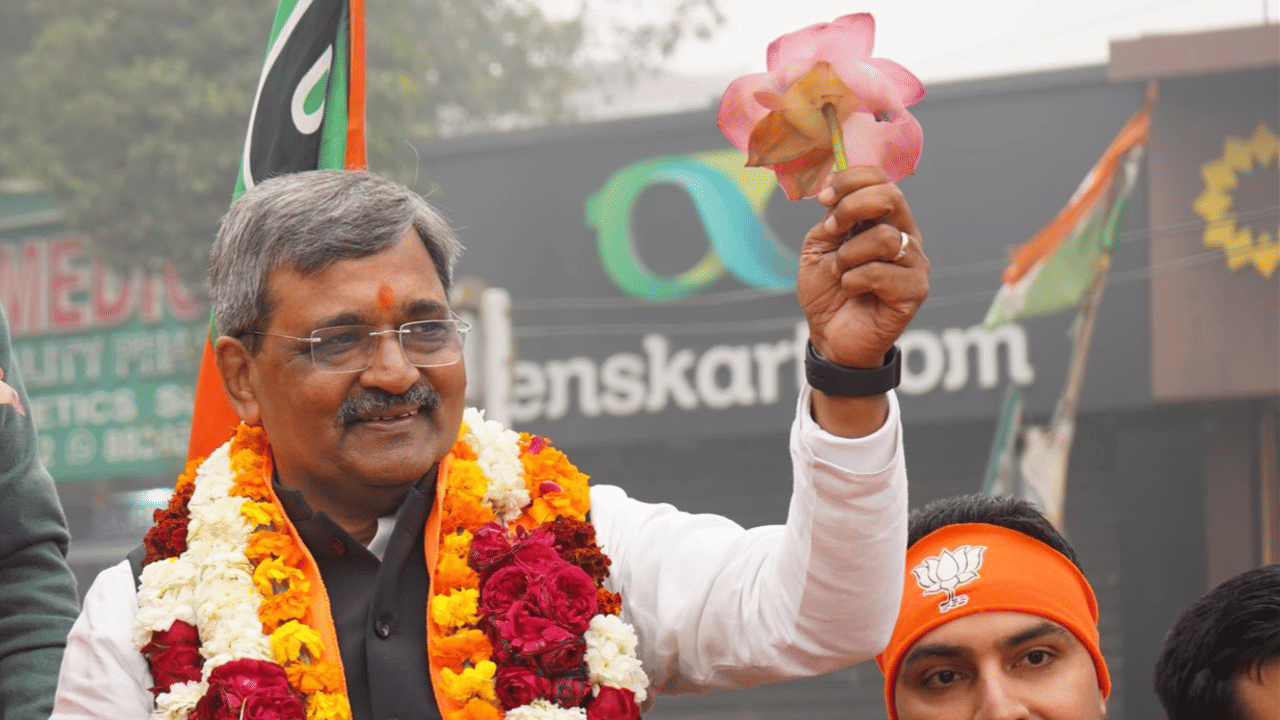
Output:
[
  {"xmin": 422, "ymin": 73, "xmax": 1153, "ymax": 447},
  {"xmin": 506, "ymin": 150, "xmax": 1036, "ymax": 435},
  {"xmin": 1, "ymin": 211, "xmax": 205, "ymax": 482}
]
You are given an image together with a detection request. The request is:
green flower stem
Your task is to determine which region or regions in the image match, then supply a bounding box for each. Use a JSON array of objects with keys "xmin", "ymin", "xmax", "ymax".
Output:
[{"xmin": 822, "ymin": 103, "xmax": 848, "ymax": 172}]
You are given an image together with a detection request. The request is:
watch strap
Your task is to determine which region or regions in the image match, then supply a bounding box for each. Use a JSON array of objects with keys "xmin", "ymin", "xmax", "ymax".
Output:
[{"xmin": 805, "ymin": 343, "xmax": 902, "ymax": 397}]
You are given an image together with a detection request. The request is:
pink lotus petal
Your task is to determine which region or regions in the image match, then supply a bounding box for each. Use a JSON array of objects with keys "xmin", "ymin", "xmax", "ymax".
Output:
[
  {"xmin": 717, "ymin": 74, "xmax": 775, "ymax": 151},
  {"xmin": 767, "ymin": 13, "xmax": 876, "ymax": 71},
  {"xmin": 762, "ymin": 139, "xmax": 838, "ymax": 200},
  {"xmin": 752, "ymin": 90, "xmax": 788, "ymax": 111},
  {"xmin": 839, "ymin": 111, "xmax": 924, "ymax": 182},
  {"xmin": 774, "ymin": 57, "xmax": 824, "ymax": 88},
  {"xmin": 866, "ymin": 58, "xmax": 927, "ymax": 105},
  {"xmin": 773, "ymin": 151, "xmax": 835, "ymax": 201},
  {"xmin": 824, "ymin": 59, "xmax": 904, "ymax": 117}
]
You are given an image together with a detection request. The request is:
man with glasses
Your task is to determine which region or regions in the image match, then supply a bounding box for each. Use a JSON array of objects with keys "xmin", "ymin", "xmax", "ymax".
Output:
[{"xmin": 53, "ymin": 167, "xmax": 929, "ymax": 719}]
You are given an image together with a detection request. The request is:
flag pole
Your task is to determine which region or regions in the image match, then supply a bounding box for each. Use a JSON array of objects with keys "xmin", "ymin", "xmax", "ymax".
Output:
[
  {"xmin": 981, "ymin": 385, "xmax": 1025, "ymax": 496},
  {"xmin": 1050, "ymin": 249, "xmax": 1112, "ymax": 433},
  {"xmin": 1025, "ymin": 248, "xmax": 1111, "ymax": 529},
  {"xmin": 982, "ymin": 85, "xmax": 1155, "ymax": 525}
]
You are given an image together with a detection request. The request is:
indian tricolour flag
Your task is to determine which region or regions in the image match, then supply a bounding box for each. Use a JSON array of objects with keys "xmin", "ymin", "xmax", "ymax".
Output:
[
  {"xmin": 980, "ymin": 83, "xmax": 1156, "ymax": 529},
  {"xmin": 188, "ymin": 0, "xmax": 367, "ymax": 461},
  {"xmin": 983, "ymin": 84, "xmax": 1155, "ymax": 328}
]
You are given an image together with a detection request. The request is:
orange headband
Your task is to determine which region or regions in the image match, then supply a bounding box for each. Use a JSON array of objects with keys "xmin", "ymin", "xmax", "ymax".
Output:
[{"xmin": 876, "ymin": 523, "xmax": 1110, "ymax": 720}]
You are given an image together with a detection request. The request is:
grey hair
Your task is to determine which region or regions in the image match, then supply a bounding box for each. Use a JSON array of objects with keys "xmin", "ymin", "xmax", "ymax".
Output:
[{"xmin": 209, "ymin": 170, "xmax": 464, "ymax": 347}]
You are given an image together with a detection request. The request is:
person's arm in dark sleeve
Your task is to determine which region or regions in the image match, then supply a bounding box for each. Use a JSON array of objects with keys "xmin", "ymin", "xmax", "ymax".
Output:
[{"xmin": 0, "ymin": 305, "xmax": 80, "ymax": 720}]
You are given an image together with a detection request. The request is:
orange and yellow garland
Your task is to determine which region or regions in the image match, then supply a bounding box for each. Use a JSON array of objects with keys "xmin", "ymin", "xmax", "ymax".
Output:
[
  {"xmin": 137, "ymin": 411, "xmax": 643, "ymax": 720},
  {"xmin": 229, "ymin": 425, "xmax": 350, "ymax": 716}
]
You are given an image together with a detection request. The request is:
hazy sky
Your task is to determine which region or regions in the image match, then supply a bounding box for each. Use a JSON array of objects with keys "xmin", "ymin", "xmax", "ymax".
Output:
[{"xmin": 661, "ymin": 0, "xmax": 1278, "ymax": 82}]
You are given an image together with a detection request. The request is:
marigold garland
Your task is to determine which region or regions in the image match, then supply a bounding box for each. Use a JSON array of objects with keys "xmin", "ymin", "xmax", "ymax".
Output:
[
  {"xmin": 135, "ymin": 409, "xmax": 647, "ymax": 720},
  {"xmin": 228, "ymin": 426, "xmax": 349, "ymax": 718}
]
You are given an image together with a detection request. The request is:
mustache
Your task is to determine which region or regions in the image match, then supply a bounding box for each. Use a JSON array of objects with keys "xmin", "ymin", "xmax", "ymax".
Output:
[{"xmin": 337, "ymin": 384, "xmax": 441, "ymax": 427}]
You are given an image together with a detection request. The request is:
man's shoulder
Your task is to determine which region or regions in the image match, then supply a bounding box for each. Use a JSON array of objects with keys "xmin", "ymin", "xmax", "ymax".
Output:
[
  {"xmin": 79, "ymin": 558, "xmax": 139, "ymax": 617},
  {"xmin": 588, "ymin": 483, "xmax": 626, "ymax": 502}
]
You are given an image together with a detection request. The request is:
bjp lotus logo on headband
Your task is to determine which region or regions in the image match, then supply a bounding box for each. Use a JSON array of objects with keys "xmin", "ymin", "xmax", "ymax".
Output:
[{"xmin": 912, "ymin": 544, "xmax": 986, "ymax": 612}]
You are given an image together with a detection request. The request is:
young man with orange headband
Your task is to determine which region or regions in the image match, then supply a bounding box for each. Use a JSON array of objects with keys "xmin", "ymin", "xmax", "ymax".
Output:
[{"xmin": 876, "ymin": 494, "xmax": 1111, "ymax": 720}]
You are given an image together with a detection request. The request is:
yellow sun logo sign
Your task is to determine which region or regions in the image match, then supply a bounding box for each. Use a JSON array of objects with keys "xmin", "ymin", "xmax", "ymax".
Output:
[{"xmin": 1193, "ymin": 123, "xmax": 1279, "ymax": 278}]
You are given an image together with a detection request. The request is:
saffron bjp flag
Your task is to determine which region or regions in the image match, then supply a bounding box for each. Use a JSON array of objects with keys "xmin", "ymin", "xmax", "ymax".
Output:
[
  {"xmin": 188, "ymin": 0, "xmax": 367, "ymax": 461},
  {"xmin": 983, "ymin": 84, "xmax": 1155, "ymax": 329}
]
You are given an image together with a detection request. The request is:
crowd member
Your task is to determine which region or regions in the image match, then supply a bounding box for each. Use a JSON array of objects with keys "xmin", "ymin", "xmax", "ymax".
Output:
[
  {"xmin": 1153, "ymin": 563, "xmax": 1280, "ymax": 720},
  {"xmin": 877, "ymin": 494, "xmax": 1111, "ymax": 720},
  {"xmin": 0, "ymin": 304, "xmax": 80, "ymax": 720},
  {"xmin": 52, "ymin": 166, "xmax": 927, "ymax": 719}
]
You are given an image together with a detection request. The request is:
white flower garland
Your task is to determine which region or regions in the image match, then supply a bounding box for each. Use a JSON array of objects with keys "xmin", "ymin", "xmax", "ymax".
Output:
[
  {"xmin": 184, "ymin": 445, "xmax": 273, "ymax": 669},
  {"xmin": 154, "ymin": 681, "xmax": 204, "ymax": 720},
  {"xmin": 585, "ymin": 615, "xmax": 649, "ymax": 703},
  {"xmin": 132, "ymin": 557, "xmax": 196, "ymax": 644},
  {"xmin": 504, "ymin": 699, "xmax": 588, "ymax": 720},
  {"xmin": 463, "ymin": 407, "xmax": 530, "ymax": 526},
  {"xmin": 132, "ymin": 441, "xmax": 273, "ymax": 720}
]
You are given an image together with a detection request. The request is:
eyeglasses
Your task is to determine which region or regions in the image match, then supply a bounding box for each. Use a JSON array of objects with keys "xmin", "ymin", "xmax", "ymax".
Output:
[{"xmin": 250, "ymin": 318, "xmax": 471, "ymax": 373}]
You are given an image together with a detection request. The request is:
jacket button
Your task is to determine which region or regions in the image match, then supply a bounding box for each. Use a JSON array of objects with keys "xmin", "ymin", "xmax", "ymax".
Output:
[
  {"xmin": 329, "ymin": 537, "xmax": 347, "ymax": 556},
  {"xmin": 375, "ymin": 617, "xmax": 392, "ymax": 638}
]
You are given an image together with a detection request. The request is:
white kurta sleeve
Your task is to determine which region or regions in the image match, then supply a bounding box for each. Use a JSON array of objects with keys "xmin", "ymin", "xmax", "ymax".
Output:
[
  {"xmin": 590, "ymin": 385, "xmax": 907, "ymax": 696},
  {"xmin": 51, "ymin": 560, "xmax": 154, "ymax": 720}
]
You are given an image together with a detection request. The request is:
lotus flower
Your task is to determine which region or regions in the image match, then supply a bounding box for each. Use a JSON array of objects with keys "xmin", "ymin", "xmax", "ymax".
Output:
[
  {"xmin": 912, "ymin": 544, "xmax": 985, "ymax": 612},
  {"xmin": 716, "ymin": 13, "xmax": 925, "ymax": 200}
]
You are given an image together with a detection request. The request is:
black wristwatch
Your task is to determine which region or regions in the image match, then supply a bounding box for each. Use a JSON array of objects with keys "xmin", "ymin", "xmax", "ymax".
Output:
[{"xmin": 804, "ymin": 343, "xmax": 902, "ymax": 397}]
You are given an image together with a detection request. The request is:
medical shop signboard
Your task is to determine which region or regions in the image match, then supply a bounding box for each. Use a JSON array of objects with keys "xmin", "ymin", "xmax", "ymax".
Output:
[{"xmin": 1, "ymin": 192, "xmax": 205, "ymax": 482}]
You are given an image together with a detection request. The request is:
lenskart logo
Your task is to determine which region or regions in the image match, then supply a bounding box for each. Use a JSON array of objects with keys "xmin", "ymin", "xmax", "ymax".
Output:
[{"xmin": 585, "ymin": 149, "xmax": 798, "ymax": 300}]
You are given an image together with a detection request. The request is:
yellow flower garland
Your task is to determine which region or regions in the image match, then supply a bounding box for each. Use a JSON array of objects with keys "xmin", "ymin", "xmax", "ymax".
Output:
[{"xmin": 226, "ymin": 424, "xmax": 351, "ymax": 720}]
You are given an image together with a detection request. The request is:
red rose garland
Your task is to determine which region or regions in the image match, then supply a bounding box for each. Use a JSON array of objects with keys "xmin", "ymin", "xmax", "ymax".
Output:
[{"xmin": 429, "ymin": 410, "xmax": 648, "ymax": 720}]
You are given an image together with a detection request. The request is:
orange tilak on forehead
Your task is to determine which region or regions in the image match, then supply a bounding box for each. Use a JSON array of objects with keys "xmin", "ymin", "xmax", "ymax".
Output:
[{"xmin": 376, "ymin": 285, "xmax": 395, "ymax": 313}]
